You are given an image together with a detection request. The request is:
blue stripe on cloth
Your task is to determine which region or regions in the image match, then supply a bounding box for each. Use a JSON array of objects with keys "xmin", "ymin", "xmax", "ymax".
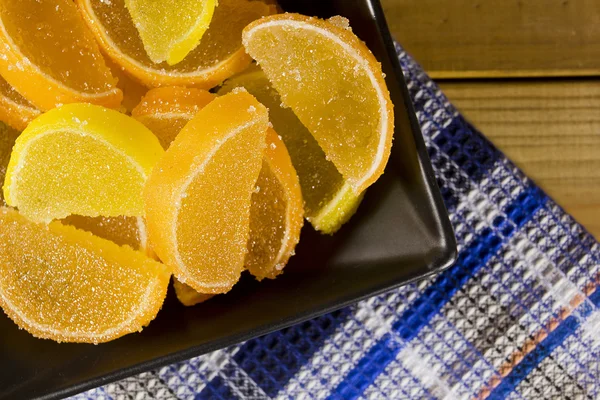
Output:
[
  {"xmin": 333, "ymin": 333, "xmax": 402, "ymax": 399},
  {"xmin": 433, "ymin": 117, "xmax": 500, "ymax": 182},
  {"xmin": 327, "ymin": 184, "xmax": 547, "ymax": 400},
  {"xmin": 426, "ymin": 114, "xmax": 501, "ymax": 213},
  {"xmin": 194, "ymin": 375, "xmax": 236, "ymax": 400},
  {"xmin": 231, "ymin": 308, "xmax": 352, "ymax": 397},
  {"xmin": 487, "ymin": 289, "xmax": 600, "ymax": 399}
]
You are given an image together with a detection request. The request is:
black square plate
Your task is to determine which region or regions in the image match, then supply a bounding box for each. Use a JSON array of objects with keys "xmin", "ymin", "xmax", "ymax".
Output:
[{"xmin": 0, "ymin": 1, "xmax": 456, "ymax": 398}]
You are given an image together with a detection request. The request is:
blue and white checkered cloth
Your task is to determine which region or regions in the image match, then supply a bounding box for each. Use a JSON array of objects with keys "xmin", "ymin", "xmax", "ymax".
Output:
[{"xmin": 72, "ymin": 45, "xmax": 600, "ymax": 400}]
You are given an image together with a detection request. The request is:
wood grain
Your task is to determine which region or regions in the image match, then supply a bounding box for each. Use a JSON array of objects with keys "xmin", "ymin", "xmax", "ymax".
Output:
[
  {"xmin": 439, "ymin": 80, "xmax": 600, "ymax": 237},
  {"xmin": 381, "ymin": 0, "xmax": 600, "ymax": 79},
  {"xmin": 381, "ymin": 0, "xmax": 600, "ymax": 237}
]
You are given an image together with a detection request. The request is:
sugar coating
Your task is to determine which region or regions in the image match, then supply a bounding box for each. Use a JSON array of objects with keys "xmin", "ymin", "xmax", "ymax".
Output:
[
  {"xmin": 176, "ymin": 118, "xmax": 266, "ymax": 291},
  {"xmin": 0, "ymin": 76, "xmax": 35, "ymax": 109},
  {"xmin": 218, "ymin": 66, "xmax": 362, "ymax": 232},
  {"xmin": 242, "ymin": 14, "xmax": 394, "ymax": 193},
  {"xmin": 173, "ymin": 129, "xmax": 304, "ymax": 301},
  {"xmin": 173, "ymin": 278, "xmax": 214, "ymax": 307},
  {"xmin": 82, "ymin": 0, "xmax": 274, "ymax": 86},
  {"xmin": 132, "ymin": 87, "xmax": 215, "ymax": 149},
  {"xmin": 62, "ymin": 214, "xmax": 145, "ymax": 251},
  {"xmin": 0, "ymin": 0, "xmax": 118, "ymax": 97},
  {"xmin": 0, "ymin": 122, "xmax": 20, "ymax": 207},
  {"xmin": 0, "ymin": 75, "xmax": 41, "ymax": 131},
  {"xmin": 246, "ymin": 160, "xmax": 287, "ymax": 279},
  {"xmin": 0, "ymin": 207, "xmax": 170, "ymax": 343},
  {"xmin": 136, "ymin": 116, "xmax": 191, "ymax": 150},
  {"xmin": 5, "ymin": 103, "xmax": 164, "ymax": 223},
  {"xmin": 327, "ymin": 16, "xmax": 351, "ymax": 31},
  {"xmin": 107, "ymin": 57, "xmax": 148, "ymax": 113},
  {"xmin": 123, "ymin": 0, "xmax": 215, "ymax": 65},
  {"xmin": 12, "ymin": 131, "xmax": 142, "ymax": 222},
  {"xmin": 133, "ymin": 87, "xmax": 215, "ymax": 117},
  {"xmin": 0, "ymin": 120, "xmax": 150, "ymax": 292},
  {"xmin": 245, "ymin": 129, "xmax": 303, "ymax": 280},
  {"xmin": 144, "ymin": 91, "xmax": 269, "ymax": 294}
]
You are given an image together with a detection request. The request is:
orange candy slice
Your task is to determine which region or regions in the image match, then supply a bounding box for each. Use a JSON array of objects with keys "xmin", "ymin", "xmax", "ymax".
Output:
[
  {"xmin": 76, "ymin": 0, "xmax": 276, "ymax": 89},
  {"xmin": 219, "ymin": 66, "xmax": 363, "ymax": 234},
  {"xmin": 173, "ymin": 279, "xmax": 214, "ymax": 306},
  {"xmin": 0, "ymin": 76, "xmax": 40, "ymax": 131},
  {"xmin": 62, "ymin": 215, "xmax": 148, "ymax": 253},
  {"xmin": 145, "ymin": 90, "xmax": 269, "ymax": 294},
  {"xmin": 0, "ymin": 207, "xmax": 170, "ymax": 343},
  {"xmin": 173, "ymin": 128, "xmax": 303, "ymax": 304},
  {"xmin": 243, "ymin": 14, "xmax": 394, "ymax": 193},
  {"xmin": 106, "ymin": 58, "xmax": 149, "ymax": 114},
  {"xmin": 246, "ymin": 128, "xmax": 303, "ymax": 280},
  {"xmin": 132, "ymin": 87, "xmax": 215, "ymax": 149},
  {"xmin": 0, "ymin": 0, "xmax": 122, "ymax": 111}
]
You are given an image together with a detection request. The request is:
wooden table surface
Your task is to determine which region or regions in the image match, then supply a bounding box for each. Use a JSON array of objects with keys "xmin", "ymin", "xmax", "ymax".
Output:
[{"xmin": 382, "ymin": 0, "xmax": 600, "ymax": 238}]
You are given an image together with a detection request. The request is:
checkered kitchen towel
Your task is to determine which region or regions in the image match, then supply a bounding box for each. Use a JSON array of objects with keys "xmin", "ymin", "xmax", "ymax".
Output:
[{"xmin": 72, "ymin": 45, "xmax": 600, "ymax": 400}]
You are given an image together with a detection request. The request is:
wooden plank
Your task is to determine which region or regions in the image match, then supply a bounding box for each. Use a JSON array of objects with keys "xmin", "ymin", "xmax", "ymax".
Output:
[
  {"xmin": 438, "ymin": 80, "xmax": 600, "ymax": 237},
  {"xmin": 381, "ymin": 0, "xmax": 600, "ymax": 79}
]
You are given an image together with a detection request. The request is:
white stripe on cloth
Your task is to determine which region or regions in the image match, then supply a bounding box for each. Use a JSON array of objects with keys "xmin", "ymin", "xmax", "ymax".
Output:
[
  {"xmin": 360, "ymin": 343, "xmax": 451, "ymax": 400},
  {"xmin": 217, "ymin": 358, "xmax": 270, "ymax": 400},
  {"xmin": 157, "ymin": 347, "xmax": 236, "ymax": 399},
  {"xmin": 103, "ymin": 371, "xmax": 177, "ymax": 400},
  {"xmin": 511, "ymin": 228, "xmax": 595, "ymax": 323},
  {"xmin": 358, "ymin": 314, "xmax": 461, "ymax": 400},
  {"xmin": 69, "ymin": 387, "xmax": 111, "ymax": 400},
  {"xmin": 275, "ymin": 285, "xmax": 426, "ymax": 400}
]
